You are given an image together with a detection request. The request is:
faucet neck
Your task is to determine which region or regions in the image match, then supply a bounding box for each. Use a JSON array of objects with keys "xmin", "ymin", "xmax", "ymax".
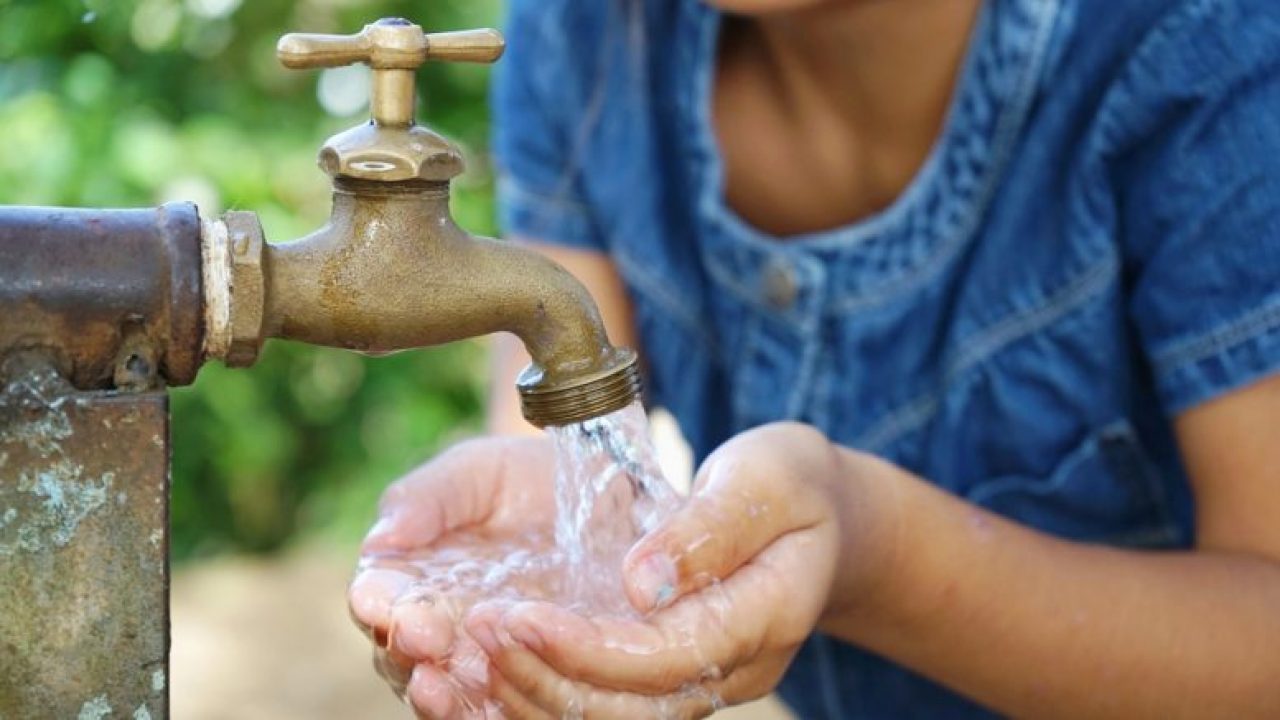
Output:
[
  {"xmin": 326, "ymin": 178, "xmax": 457, "ymax": 238},
  {"xmin": 332, "ymin": 178, "xmax": 450, "ymax": 201}
]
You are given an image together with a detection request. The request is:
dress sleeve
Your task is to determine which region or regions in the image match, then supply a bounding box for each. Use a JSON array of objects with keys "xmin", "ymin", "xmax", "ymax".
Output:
[
  {"xmin": 1116, "ymin": 0, "xmax": 1280, "ymax": 414},
  {"xmin": 490, "ymin": 0, "xmax": 605, "ymax": 251}
]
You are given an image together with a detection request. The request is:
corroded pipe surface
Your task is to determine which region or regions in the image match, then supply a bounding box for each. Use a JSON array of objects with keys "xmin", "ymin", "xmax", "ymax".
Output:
[
  {"xmin": 0, "ymin": 204, "xmax": 205, "ymax": 389},
  {"xmin": 0, "ymin": 358, "xmax": 169, "ymax": 719}
]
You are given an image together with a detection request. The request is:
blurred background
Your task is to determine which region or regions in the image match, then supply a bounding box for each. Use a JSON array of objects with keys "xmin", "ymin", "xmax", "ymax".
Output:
[
  {"xmin": 0, "ymin": 0, "xmax": 495, "ymax": 559},
  {"xmin": 0, "ymin": 0, "xmax": 787, "ymax": 716}
]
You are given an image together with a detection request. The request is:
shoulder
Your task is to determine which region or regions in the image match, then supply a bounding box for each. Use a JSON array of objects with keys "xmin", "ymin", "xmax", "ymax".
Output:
[
  {"xmin": 498, "ymin": 0, "xmax": 683, "ymax": 109},
  {"xmin": 1077, "ymin": 0, "xmax": 1280, "ymax": 142}
]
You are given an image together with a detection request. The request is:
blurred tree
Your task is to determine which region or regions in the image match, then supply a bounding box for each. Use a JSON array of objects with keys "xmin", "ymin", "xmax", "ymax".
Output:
[{"xmin": 0, "ymin": 0, "xmax": 499, "ymax": 559}]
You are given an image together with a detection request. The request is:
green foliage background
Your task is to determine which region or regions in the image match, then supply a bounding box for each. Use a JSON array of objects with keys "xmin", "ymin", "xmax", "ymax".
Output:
[{"xmin": 0, "ymin": 0, "xmax": 501, "ymax": 560}]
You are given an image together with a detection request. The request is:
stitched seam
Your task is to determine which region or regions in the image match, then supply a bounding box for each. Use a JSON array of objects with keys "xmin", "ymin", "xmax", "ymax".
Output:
[
  {"xmin": 950, "ymin": 254, "xmax": 1118, "ymax": 376},
  {"xmin": 535, "ymin": 3, "xmax": 615, "ymax": 214},
  {"xmin": 701, "ymin": 252, "xmax": 759, "ymax": 302},
  {"xmin": 965, "ymin": 419, "xmax": 1120, "ymax": 505},
  {"xmin": 1151, "ymin": 291, "xmax": 1280, "ymax": 373},
  {"xmin": 785, "ymin": 305, "xmax": 823, "ymax": 421},
  {"xmin": 828, "ymin": 0, "xmax": 1064, "ymax": 316},
  {"xmin": 856, "ymin": 394, "xmax": 939, "ymax": 453},
  {"xmin": 732, "ymin": 313, "xmax": 763, "ymax": 427},
  {"xmin": 967, "ymin": 419, "xmax": 1183, "ymax": 547},
  {"xmin": 854, "ymin": 252, "xmax": 1117, "ymax": 452}
]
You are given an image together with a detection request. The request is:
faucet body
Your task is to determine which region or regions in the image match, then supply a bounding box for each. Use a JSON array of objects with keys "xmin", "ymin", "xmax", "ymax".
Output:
[
  {"xmin": 255, "ymin": 178, "xmax": 637, "ymax": 421},
  {"xmin": 222, "ymin": 18, "xmax": 642, "ymax": 426}
]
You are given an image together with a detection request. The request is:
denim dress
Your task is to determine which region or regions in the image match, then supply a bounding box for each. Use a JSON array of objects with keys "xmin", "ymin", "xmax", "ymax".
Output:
[{"xmin": 492, "ymin": 0, "xmax": 1280, "ymax": 716}]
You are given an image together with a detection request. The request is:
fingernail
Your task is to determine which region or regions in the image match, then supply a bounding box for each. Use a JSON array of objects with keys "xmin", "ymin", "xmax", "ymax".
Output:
[
  {"xmin": 505, "ymin": 619, "xmax": 545, "ymax": 652},
  {"xmin": 631, "ymin": 553, "xmax": 678, "ymax": 610},
  {"xmin": 362, "ymin": 516, "xmax": 397, "ymax": 545}
]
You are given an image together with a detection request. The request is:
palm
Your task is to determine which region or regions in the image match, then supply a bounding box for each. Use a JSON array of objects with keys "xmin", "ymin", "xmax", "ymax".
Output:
[{"xmin": 347, "ymin": 437, "xmax": 561, "ymax": 704}]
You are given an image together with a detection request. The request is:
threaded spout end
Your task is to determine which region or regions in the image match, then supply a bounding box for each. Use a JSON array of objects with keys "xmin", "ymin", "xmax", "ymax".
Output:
[{"xmin": 517, "ymin": 349, "xmax": 641, "ymax": 427}]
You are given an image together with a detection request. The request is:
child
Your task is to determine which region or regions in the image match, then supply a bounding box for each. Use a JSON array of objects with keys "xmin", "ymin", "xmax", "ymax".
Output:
[{"xmin": 352, "ymin": 0, "xmax": 1280, "ymax": 716}]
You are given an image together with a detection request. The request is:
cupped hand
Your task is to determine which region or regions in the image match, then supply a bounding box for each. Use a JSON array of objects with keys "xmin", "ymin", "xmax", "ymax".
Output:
[
  {"xmin": 464, "ymin": 423, "xmax": 855, "ymax": 719},
  {"xmin": 348, "ymin": 435, "xmax": 560, "ymax": 718}
]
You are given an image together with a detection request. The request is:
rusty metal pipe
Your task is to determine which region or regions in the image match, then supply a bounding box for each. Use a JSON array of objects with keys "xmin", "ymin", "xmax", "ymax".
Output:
[{"xmin": 0, "ymin": 204, "xmax": 204, "ymax": 390}]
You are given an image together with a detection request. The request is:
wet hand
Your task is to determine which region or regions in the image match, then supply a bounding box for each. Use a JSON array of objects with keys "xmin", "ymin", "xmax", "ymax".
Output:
[
  {"xmin": 348, "ymin": 436, "xmax": 559, "ymax": 718},
  {"xmin": 465, "ymin": 423, "xmax": 851, "ymax": 718}
]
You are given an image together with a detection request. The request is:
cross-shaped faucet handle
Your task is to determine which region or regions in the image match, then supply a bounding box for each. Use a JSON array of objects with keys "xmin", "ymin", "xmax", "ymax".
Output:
[{"xmin": 277, "ymin": 18, "xmax": 504, "ymax": 126}]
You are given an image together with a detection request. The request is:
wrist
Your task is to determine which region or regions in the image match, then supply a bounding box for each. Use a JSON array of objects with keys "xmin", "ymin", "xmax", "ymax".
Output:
[{"xmin": 819, "ymin": 447, "xmax": 913, "ymax": 631}]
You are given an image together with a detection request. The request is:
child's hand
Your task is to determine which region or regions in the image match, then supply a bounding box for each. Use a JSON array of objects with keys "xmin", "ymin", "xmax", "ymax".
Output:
[
  {"xmin": 348, "ymin": 436, "xmax": 559, "ymax": 718},
  {"xmin": 464, "ymin": 423, "xmax": 859, "ymax": 718}
]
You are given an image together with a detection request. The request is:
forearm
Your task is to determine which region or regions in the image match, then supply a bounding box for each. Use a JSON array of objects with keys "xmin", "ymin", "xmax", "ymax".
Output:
[{"xmin": 823, "ymin": 450, "xmax": 1280, "ymax": 718}]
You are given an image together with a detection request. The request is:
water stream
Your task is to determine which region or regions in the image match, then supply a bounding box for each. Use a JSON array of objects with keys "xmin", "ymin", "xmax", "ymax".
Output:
[{"xmin": 358, "ymin": 401, "xmax": 716, "ymax": 717}]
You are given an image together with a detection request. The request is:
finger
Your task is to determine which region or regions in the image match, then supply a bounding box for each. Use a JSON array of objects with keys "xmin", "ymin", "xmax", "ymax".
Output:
[
  {"xmin": 389, "ymin": 592, "xmax": 458, "ymax": 662},
  {"xmin": 464, "ymin": 605, "xmax": 586, "ymax": 715},
  {"xmin": 362, "ymin": 437, "xmax": 553, "ymax": 554},
  {"xmin": 407, "ymin": 663, "xmax": 459, "ymax": 719},
  {"xmin": 349, "ymin": 567, "xmax": 418, "ymax": 637},
  {"xmin": 372, "ymin": 644, "xmax": 413, "ymax": 699},
  {"xmin": 503, "ymin": 534, "xmax": 817, "ymax": 696},
  {"xmin": 495, "ymin": 602, "xmax": 730, "ymax": 696},
  {"xmin": 446, "ymin": 633, "xmax": 493, "ymax": 693},
  {"xmin": 487, "ymin": 668, "xmax": 556, "ymax": 720},
  {"xmin": 479, "ymin": 633, "xmax": 653, "ymax": 719},
  {"xmin": 702, "ymin": 648, "xmax": 795, "ymax": 709},
  {"xmin": 484, "ymin": 624, "xmax": 787, "ymax": 720},
  {"xmin": 490, "ymin": 639, "xmax": 726, "ymax": 720},
  {"xmin": 623, "ymin": 435, "xmax": 823, "ymax": 611}
]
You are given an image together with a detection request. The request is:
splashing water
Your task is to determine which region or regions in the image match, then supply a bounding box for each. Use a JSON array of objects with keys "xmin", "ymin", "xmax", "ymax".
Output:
[
  {"xmin": 357, "ymin": 401, "xmax": 725, "ymax": 717},
  {"xmin": 547, "ymin": 401, "xmax": 681, "ymax": 613}
]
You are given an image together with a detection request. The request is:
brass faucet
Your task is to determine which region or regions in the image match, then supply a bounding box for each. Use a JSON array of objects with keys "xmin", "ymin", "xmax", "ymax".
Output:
[{"xmin": 202, "ymin": 18, "xmax": 640, "ymax": 427}]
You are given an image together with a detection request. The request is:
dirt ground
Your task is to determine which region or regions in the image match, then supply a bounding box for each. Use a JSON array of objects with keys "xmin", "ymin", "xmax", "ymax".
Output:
[{"xmin": 171, "ymin": 545, "xmax": 793, "ymax": 720}]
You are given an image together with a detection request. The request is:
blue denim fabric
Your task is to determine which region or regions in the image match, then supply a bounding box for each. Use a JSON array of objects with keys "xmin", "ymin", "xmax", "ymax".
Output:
[{"xmin": 492, "ymin": 0, "xmax": 1280, "ymax": 716}]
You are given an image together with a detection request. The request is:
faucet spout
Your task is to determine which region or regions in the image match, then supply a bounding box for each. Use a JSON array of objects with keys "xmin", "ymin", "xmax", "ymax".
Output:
[
  {"xmin": 204, "ymin": 19, "xmax": 638, "ymax": 425},
  {"xmin": 254, "ymin": 179, "xmax": 639, "ymax": 426}
]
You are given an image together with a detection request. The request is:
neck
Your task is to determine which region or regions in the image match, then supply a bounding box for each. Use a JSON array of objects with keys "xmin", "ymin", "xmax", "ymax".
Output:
[{"xmin": 741, "ymin": 0, "xmax": 982, "ymax": 151}]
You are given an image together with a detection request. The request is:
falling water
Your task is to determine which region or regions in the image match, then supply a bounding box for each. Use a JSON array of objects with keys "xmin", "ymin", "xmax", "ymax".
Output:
[
  {"xmin": 546, "ymin": 401, "xmax": 681, "ymax": 613},
  {"xmin": 358, "ymin": 401, "xmax": 723, "ymax": 716}
]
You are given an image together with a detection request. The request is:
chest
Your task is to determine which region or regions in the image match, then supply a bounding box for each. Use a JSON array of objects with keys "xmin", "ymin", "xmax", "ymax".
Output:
[
  {"xmin": 569, "ymin": 0, "xmax": 1192, "ymax": 550},
  {"xmin": 711, "ymin": 25, "xmax": 935, "ymax": 238}
]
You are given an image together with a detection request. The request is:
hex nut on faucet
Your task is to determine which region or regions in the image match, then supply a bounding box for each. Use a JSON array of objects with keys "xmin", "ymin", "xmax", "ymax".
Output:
[
  {"xmin": 224, "ymin": 211, "xmax": 266, "ymax": 367},
  {"xmin": 319, "ymin": 124, "xmax": 465, "ymax": 182}
]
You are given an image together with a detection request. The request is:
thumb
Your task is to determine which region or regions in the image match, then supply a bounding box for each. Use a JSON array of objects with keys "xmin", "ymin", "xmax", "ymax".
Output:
[{"xmin": 622, "ymin": 448, "xmax": 801, "ymax": 613}]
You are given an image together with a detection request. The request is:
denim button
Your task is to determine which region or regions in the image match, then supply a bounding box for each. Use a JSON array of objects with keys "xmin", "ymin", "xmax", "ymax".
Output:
[{"xmin": 763, "ymin": 259, "xmax": 798, "ymax": 309}]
